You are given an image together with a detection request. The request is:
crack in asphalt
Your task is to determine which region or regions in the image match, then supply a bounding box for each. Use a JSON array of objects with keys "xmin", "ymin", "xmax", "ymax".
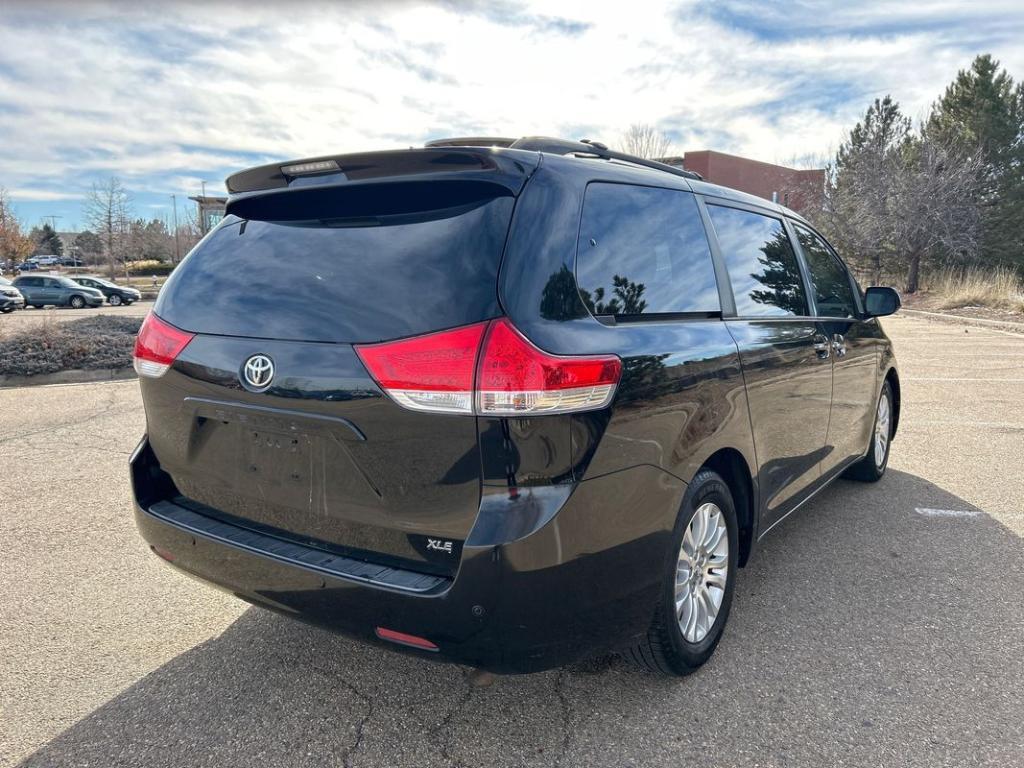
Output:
[
  {"xmin": 553, "ymin": 669, "xmax": 574, "ymax": 766},
  {"xmin": 427, "ymin": 668, "xmax": 474, "ymax": 768},
  {"xmin": 0, "ymin": 387, "xmax": 136, "ymax": 447}
]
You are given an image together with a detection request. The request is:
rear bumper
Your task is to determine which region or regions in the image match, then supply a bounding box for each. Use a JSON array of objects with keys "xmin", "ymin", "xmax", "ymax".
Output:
[{"xmin": 131, "ymin": 437, "xmax": 685, "ymax": 673}]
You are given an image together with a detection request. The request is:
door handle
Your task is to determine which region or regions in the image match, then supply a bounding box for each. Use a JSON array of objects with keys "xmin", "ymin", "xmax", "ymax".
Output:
[
  {"xmin": 831, "ymin": 334, "xmax": 847, "ymax": 358},
  {"xmin": 813, "ymin": 334, "xmax": 831, "ymax": 360}
]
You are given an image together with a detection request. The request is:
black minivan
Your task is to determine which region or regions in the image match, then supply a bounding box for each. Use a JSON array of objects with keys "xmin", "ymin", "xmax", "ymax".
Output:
[{"xmin": 131, "ymin": 138, "xmax": 901, "ymax": 676}]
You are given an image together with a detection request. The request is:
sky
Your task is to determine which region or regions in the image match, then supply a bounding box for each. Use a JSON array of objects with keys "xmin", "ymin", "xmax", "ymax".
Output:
[{"xmin": 1, "ymin": 0, "xmax": 1022, "ymax": 230}]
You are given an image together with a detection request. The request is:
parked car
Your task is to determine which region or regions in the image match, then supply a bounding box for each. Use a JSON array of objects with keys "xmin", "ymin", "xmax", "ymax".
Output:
[
  {"xmin": 60, "ymin": 256, "xmax": 84, "ymax": 267},
  {"xmin": 31, "ymin": 255, "xmax": 61, "ymax": 267},
  {"xmin": 17, "ymin": 261, "xmax": 39, "ymax": 271},
  {"xmin": 130, "ymin": 138, "xmax": 901, "ymax": 676},
  {"xmin": 72, "ymin": 276, "xmax": 142, "ymax": 306},
  {"xmin": 0, "ymin": 276, "xmax": 25, "ymax": 313},
  {"xmin": 13, "ymin": 274, "xmax": 105, "ymax": 308}
]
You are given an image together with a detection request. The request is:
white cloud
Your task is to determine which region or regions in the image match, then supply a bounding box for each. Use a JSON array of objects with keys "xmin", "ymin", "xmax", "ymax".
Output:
[{"xmin": 0, "ymin": 0, "xmax": 1021, "ymax": 222}]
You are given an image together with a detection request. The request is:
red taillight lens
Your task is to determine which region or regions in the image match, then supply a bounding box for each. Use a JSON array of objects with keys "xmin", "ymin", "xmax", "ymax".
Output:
[
  {"xmin": 354, "ymin": 322, "xmax": 488, "ymax": 414},
  {"xmin": 476, "ymin": 318, "xmax": 621, "ymax": 415},
  {"xmin": 133, "ymin": 313, "xmax": 195, "ymax": 378},
  {"xmin": 355, "ymin": 318, "xmax": 621, "ymax": 416}
]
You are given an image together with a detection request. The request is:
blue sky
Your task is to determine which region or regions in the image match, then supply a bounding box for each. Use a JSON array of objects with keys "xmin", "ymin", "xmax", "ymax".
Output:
[{"xmin": 1, "ymin": 0, "xmax": 1022, "ymax": 230}]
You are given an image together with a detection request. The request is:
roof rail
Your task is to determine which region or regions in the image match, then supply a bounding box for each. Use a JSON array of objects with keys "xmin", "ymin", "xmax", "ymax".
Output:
[{"xmin": 424, "ymin": 135, "xmax": 703, "ymax": 181}]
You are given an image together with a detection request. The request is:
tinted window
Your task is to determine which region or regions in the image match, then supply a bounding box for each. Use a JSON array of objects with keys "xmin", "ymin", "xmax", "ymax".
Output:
[
  {"xmin": 16, "ymin": 277, "xmax": 40, "ymax": 287},
  {"xmin": 576, "ymin": 183, "xmax": 719, "ymax": 315},
  {"xmin": 794, "ymin": 225, "xmax": 858, "ymax": 318},
  {"xmin": 156, "ymin": 187, "xmax": 514, "ymax": 344},
  {"xmin": 707, "ymin": 205, "xmax": 808, "ymax": 317}
]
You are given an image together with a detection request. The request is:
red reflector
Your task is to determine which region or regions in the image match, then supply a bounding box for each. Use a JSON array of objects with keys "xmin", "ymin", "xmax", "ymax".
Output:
[
  {"xmin": 133, "ymin": 313, "xmax": 195, "ymax": 378},
  {"xmin": 375, "ymin": 626, "xmax": 439, "ymax": 651},
  {"xmin": 150, "ymin": 545, "xmax": 176, "ymax": 563}
]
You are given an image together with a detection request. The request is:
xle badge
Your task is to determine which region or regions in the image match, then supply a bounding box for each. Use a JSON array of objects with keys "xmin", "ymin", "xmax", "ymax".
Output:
[{"xmin": 426, "ymin": 538, "xmax": 454, "ymax": 554}]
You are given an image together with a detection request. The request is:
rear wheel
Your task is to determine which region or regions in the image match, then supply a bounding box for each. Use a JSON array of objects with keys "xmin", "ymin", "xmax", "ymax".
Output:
[
  {"xmin": 108, "ymin": 294, "xmax": 122, "ymax": 306},
  {"xmin": 69, "ymin": 295, "xmax": 86, "ymax": 309},
  {"xmin": 843, "ymin": 381, "xmax": 893, "ymax": 482},
  {"xmin": 627, "ymin": 469, "xmax": 738, "ymax": 676},
  {"xmin": 1, "ymin": 306, "xmax": 12, "ymax": 313}
]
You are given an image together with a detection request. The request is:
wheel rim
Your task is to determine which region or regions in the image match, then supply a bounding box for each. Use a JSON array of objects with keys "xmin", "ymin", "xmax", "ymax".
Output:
[
  {"xmin": 110, "ymin": 295, "xmax": 121, "ymax": 305},
  {"xmin": 874, "ymin": 391, "xmax": 891, "ymax": 467},
  {"xmin": 71, "ymin": 297, "xmax": 83, "ymax": 308},
  {"xmin": 675, "ymin": 502, "xmax": 729, "ymax": 643}
]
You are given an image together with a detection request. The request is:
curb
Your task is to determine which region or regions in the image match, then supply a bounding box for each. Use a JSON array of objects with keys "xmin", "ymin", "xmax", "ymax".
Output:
[
  {"xmin": 0, "ymin": 368, "xmax": 137, "ymax": 388},
  {"xmin": 898, "ymin": 308, "xmax": 1024, "ymax": 336}
]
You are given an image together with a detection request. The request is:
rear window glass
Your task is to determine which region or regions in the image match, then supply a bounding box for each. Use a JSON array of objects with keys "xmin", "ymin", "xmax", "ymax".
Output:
[
  {"xmin": 707, "ymin": 205, "xmax": 809, "ymax": 317},
  {"xmin": 155, "ymin": 187, "xmax": 514, "ymax": 343},
  {"xmin": 576, "ymin": 183, "xmax": 719, "ymax": 316}
]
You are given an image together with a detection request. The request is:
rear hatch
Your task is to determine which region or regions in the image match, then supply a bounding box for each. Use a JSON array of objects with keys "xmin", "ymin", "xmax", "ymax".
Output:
[{"xmin": 140, "ymin": 149, "xmax": 534, "ymax": 577}]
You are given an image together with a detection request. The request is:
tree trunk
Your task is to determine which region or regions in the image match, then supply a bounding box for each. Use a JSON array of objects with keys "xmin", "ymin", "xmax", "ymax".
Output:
[{"xmin": 905, "ymin": 252, "xmax": 921, "ymax": 293}]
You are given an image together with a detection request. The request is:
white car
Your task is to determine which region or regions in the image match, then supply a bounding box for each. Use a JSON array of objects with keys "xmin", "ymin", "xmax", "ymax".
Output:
[{"xmin": 31, "ymin": 255, "xmax": 61, "ymax": 266}]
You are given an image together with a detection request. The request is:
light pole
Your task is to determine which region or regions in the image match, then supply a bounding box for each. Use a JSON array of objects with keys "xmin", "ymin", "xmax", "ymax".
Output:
[{"xmin": 171, "ymin": 194, "xmax": 181, "ymax": 265}]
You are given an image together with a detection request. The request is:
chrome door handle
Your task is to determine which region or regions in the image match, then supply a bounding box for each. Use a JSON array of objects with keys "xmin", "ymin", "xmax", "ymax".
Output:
[
  {"xmin": 813, "ymin": 334, "xmax": 831, "ymax": 360},
  {"xmin": 831, "ymin": 334, "xmax": 847, "ymax": 358}
]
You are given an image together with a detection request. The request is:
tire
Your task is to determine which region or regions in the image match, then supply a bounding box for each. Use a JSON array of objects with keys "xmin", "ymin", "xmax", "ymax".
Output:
[
  {"xmin": 1, "ymin": 307, "xmax": 12, "ymax": 314},
  {"xmin": 843, "ymin": 380, "xmax": 893, "ymax": 482},
  {"xmin": 626, "ymin": 468, "xmax": 739, "ymax": 676},
  {"xmin": 69, "ymin": 295, "xmax": 86, "ymax": 309},
  {"xmin": 108, "ymin": 294, "xmax": 122, "ymax": 306}
]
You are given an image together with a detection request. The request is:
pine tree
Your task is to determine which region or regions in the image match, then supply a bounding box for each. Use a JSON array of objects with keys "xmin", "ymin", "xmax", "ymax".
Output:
[
  {"xmin": 926, "ymin": 55, "xmax": 1024, "ymax": 267},
  {"xmin": 31, "ymin": 222, "xmax": 64, "ymax": 257}
]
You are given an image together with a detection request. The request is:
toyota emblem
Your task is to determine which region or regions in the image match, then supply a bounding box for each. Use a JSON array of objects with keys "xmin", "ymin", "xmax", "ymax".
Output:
[{"xmin": 242, "ymin": 354, "xmax": 274, "ymax": 390}]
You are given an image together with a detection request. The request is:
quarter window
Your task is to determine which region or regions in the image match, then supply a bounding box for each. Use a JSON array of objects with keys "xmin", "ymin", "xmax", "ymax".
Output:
[
  {"xmin": 794, "ymin": 225, "xmax": 858, "ymax": 318},
  {"xmin": 576, "ymin": 183, "xmax": 719, "ymax": 316},
  {"xmin": 707, "ymin": 205, "xmax": 809, "ymax": 317}
]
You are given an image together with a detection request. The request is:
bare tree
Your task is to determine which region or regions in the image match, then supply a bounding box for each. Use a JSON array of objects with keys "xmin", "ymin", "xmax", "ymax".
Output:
[
  {"xmin": 619, "ymin": 123, "xmax": 673, "ymax": 159},
  {"xmin": 822, "ymin": 96, "xmax": 984, "ymax": 292},
  {"xmin": 84, "ymin": 178, "xmax": 131, "ymax": 279},
  {"xmin": 892, "ymin": 134, "xmax": 983, "ymax": 292},
  {"xmin": 0, "ymin": 188, "xmax": 34, "ymax": 267}
]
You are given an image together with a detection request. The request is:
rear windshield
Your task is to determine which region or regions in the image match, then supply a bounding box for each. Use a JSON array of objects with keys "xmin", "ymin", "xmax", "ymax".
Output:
[{"xmin": 155, "ymin": 184, "xmax": 515, "ymax": 343}]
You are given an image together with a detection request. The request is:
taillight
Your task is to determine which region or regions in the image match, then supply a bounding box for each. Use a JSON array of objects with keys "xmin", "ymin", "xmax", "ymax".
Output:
[
  {"xmin": 133, "ymin": 313, "xmax": 195, "ymax": 378},
  {"xmin": 354, "ymin": 322, "xmax": 488, "ymax": 414},
  {"xmin": 476, "ymin": 318, "xmax": 621, "ymax": 414},
  {"xmin": 355, "ymin": 318, "xmax": 621, "ymax": 416}
]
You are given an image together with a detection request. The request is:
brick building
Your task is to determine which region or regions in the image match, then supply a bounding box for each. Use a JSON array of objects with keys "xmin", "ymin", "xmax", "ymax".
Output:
[{"xmin": 661, "ymin": 150, "xmax": 824, "ymax": 212}]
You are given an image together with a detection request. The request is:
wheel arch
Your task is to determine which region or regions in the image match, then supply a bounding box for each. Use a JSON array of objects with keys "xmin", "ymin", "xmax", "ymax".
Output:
[
  {"xmin": 884, "ymin": 367, "xmax": 900, "ymax": 439},
  {"xmin": 700, "ymin": 448, "xmax": 756, "ymax": 567}
]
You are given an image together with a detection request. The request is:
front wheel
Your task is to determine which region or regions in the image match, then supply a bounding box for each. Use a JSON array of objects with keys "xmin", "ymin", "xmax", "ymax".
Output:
[
  {"xmin": 0, "ymin": 306, "xmax": 13, "ymax": 314},
  {"xmin": 69, "ymin": 295, "xmax": 86, "ymax": 309},
  {"xmin": 108, "ymin": 294, "xmax": 122, "ymax": 306},
  {"xmin": 626, "ymin": 469, "xmax": 738, "ymax": 676},
  {"xmin": 843, "ymin": 381, "xmax": 893, "ymax": 482}
]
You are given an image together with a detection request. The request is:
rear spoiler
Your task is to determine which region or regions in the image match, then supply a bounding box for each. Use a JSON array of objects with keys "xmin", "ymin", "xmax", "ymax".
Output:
[{"xmin": 225, "ymin": 147, "xmax": 540, "ymax": 196}]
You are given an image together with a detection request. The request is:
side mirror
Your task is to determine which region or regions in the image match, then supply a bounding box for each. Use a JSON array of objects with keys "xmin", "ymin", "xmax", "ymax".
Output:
[{"xmin": 864, "ymin": 286, "xmax": 901, "ymax": 317}]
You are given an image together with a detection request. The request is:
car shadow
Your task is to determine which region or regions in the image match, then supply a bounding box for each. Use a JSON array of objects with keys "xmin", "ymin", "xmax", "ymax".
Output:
[{"xmin": 17, "ymin": 470, "xmax": 1024, "ymax": 768}]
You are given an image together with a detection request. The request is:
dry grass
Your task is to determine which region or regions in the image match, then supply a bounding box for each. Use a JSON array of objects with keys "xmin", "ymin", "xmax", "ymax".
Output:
[
  {"xmin": 0, "ymin": 315, "xmax": 142, "ymax": 376},
  {"xmin": 924, "ymin": 266, "xmax": 1024, "ymax": 314}
]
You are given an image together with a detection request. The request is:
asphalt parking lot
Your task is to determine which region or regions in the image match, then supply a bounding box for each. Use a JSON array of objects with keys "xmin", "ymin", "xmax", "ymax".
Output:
[
  {"xmin": 0, "ymin": 300, "xmax": 153, "ymax": 331},
  {"xmin": 1, "ymin": 313, "xmax": 1022, "ymax": 768}
]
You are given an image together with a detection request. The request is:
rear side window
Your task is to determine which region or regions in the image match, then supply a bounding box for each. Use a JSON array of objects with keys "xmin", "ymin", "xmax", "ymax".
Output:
[
  {"xmin": 793, "ymin": 224, "xmax": 858, "ymax": 318},
  {"xmin": 155, "ymin": 184, "xmax": 515, "ymax": 344},
  {"xmin": 576, "ymin": 183, "xmax": 719, "ymax": 316},
  {"xmin": 707, "ymin": 205, "xmax": 808, "ymax": 317}
]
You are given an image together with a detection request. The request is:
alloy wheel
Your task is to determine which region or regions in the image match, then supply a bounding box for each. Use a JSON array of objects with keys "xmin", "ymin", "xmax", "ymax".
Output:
[{"xmin": 675, "ymin": 502, "xmax": 729, "ymax": 643}]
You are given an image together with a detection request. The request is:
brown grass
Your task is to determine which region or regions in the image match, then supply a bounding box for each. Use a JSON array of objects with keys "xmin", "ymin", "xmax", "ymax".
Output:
[{"xmin": 924, "ymin": 267, "xmax": 1024, "ymax": 313}]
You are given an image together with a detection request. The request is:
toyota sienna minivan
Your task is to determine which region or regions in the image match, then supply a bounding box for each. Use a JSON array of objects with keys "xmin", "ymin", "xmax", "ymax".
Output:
[{"xmin": 130, "ymin": 137, "xmax": 901, "ymax": 675}]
